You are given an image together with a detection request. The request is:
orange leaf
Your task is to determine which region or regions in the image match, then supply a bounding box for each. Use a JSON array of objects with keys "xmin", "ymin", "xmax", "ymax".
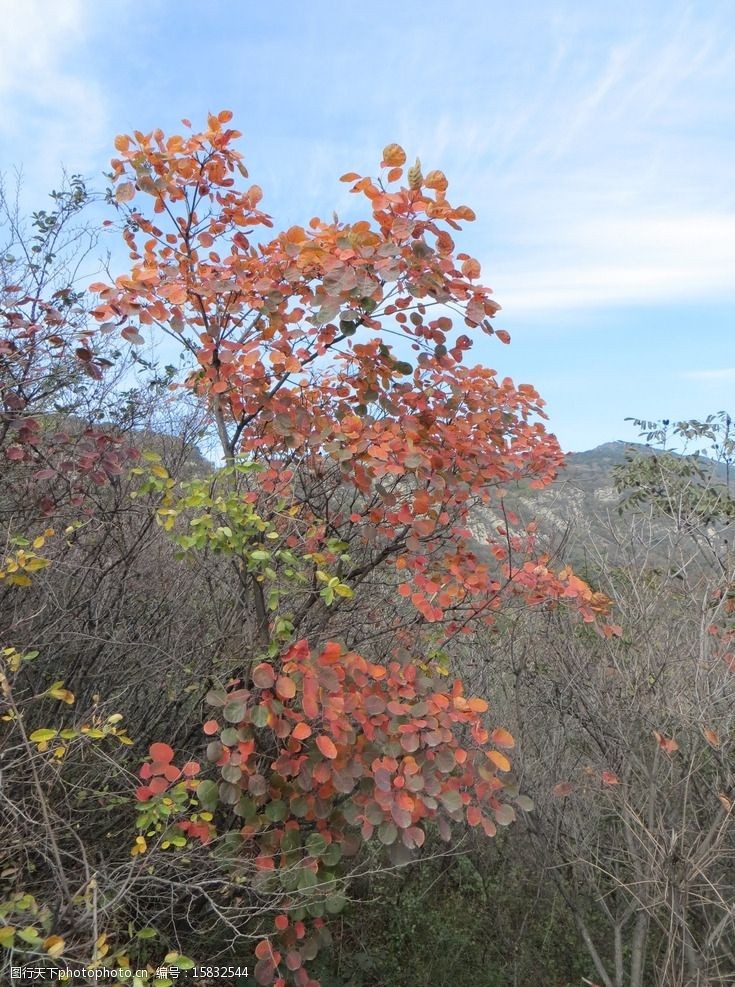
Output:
[
  {"xmin": 276, "ymin": 675, "xmax": 296, "ymax": 700},
  {"xmin": 367, "ymin": 444, "xmax": 390, "ymax": 462},
  {"xmin": 601, "ymin": 771, "xmax": 620, "ymax": 786},
  {"xmin": 413, "ymin": 490, "xmax": 430, "ymax": 514},
  {"xmin": 382, "ymin": 143, "xmax": 406, "ymax": 167},
  {"xmin": 461, "ymin": 258, "xmax": 481, "ymax": 279},
  {"xmin": 487, "ymin": 750, "xmax": 511, "ymax": 772},
  {"xmin": 425, "ymin": 169, "xmax": 448, "ymax": 192},
  {"xmin": 702, "ymin": 727, "xmax": 720, "ymax": 748},
  {"xmin": 316, "ymin": 735, "xmax": 338, "ymax": 759},
  {"xmin": 292, "ymin": 722, "xmax": 312, "ymax": 741},
  {"xmin": 653, "ymin": 731, "xmax": 679, "ymax": 755},
  {"xmin": 490, "ymin": 727, "xmax": 515, "ymax": 749}
]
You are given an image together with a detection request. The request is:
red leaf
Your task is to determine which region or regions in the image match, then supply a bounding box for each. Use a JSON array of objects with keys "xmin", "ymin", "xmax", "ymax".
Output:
[
  {"xmin": 552, "ymin": 782, "xmax": 573, "ymax": 798},
  {"xmin": 286, "ymin": 951, "xmax": 302, "ymax": 971},
  {"xmin": 149, "ymin": 742, "xmax": 174, "ymax": 763}
]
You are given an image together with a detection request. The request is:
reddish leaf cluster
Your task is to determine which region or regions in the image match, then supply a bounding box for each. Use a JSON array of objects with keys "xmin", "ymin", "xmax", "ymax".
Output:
[
  {"xmin": 204, "ymin": 639, "xmax": 522, "ymax": 850},
  {"xmin": 2, "ymin": 282, "xmax": 136, "ymax": 514}
]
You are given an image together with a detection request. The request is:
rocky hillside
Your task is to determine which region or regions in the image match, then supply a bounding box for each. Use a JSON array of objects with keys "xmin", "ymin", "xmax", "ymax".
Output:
[{"xmin": 474, "ymin": 441, "xmax": 732, "ymax": 572}]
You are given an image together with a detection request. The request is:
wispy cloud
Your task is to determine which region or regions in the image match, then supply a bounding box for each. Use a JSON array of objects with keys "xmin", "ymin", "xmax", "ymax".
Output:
[
  {"xmin": 493, "ymin": 214, "xmax": 735, "ymax": 314},
  {"xmin": 434, "ymin": 6, "xmax": 735, "ymax": 316},
  {"xmin": 682, "ymin": 368, "xmax": 735, "ymax": 381},
  {"xmin": 0, "ymin": 0, "xmax": 110, "ymax": 193}
]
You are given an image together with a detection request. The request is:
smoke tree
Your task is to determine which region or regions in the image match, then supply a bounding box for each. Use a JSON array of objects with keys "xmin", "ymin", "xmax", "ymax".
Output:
[{"xmin": 86, "ymin": 112, "xmax": 614, "ymax": 985}]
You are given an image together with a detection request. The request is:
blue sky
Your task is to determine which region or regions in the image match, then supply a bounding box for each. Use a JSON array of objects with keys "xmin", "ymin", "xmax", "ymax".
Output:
[{"xmin": 1, "ymin": 0, "xmax": 734, "ymax": 452}]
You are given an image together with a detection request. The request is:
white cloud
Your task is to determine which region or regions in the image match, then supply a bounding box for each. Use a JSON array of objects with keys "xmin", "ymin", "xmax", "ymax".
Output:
[
  {"xmin": 493, "ymin": 213, "xmax": 735, "ymax": 313},
  {"xmin": 0, "ymin": 0, "xmax": 109, "ymax": 192}
]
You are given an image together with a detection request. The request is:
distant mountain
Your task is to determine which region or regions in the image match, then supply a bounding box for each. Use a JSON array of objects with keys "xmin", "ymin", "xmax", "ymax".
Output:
[{"xmin": 473, "ymin": 441, "xmax": 732, "ymax": 571}]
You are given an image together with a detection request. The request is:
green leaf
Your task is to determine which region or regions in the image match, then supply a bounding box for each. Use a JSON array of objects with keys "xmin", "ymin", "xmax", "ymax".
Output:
[
  {"xmin": 136, "ymin": 928, "xmax": 158, "ymax": 940},
  {"xmin": 196, "ymin": 779, "xmax": 219, "ymax": 812},
  {"xmin": 325, "ymin": 890, "xmax": 347, "ymax": 914},
  {"xmin": 220, "ymin": 727, "xmax": 239, "ymax": 747},
  {"xmin": 224, "ymin": 700, "xmax": 247, "ymax": 723},
  {"xmin": 305, "ymin": 832, "xmax": 328, "ymax": 857},
  {"xmin": 218, "ymin": 781, "xmax": 240, "ymax": 805},
  {"xmin": 322, "ymin": 843, "xmax": 342, "ymax": 867},
  {"xmin": 234, "ymin": 796, "xmax": 257, "ymax": 820},
  {"xmin": 265, "ymin": 800, "xmax": 287, "ymax": 822},
  {"xmin": 297, "ymin": 867, "xmax": 318, "ymax": 892}
]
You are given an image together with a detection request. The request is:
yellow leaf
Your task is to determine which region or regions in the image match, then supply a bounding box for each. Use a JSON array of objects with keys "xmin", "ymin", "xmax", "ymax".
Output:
[
  {"xmin": 408, "ymin": 157, "xmax": 423, "ymax": 190},
  {"xmin": 49, "ymin": 687, "xmax": 75, "ymax": 705},
  {"xmin": 44, "ymin": 935, "xmax": 65, "ymax": 958},
  {"xmin": 30, "ymin": 728, "xmax": 57, "ymax": 743}
]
